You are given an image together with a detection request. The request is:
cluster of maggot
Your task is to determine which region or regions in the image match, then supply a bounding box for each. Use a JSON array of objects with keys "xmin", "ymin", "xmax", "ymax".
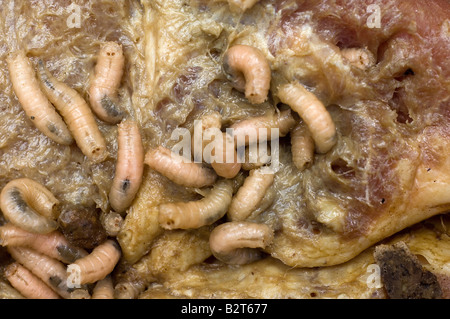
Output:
[
  {"xmin": 146, "ymin": 40, "xmax": 375, "ymax": 266},
  {"xmin": 1, "ymin": 41, "xmax": 130, "ymax": 299},
  {"xmin": 0, "ymin": 0, "xmax": 376, "ymax": 298}
]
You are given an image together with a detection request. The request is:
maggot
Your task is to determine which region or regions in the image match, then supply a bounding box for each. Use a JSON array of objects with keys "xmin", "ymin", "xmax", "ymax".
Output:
[
  {"xmin": 0, "ymin": 178, "xmax": 59, "ymax": 234},
  {"xmin": 89, "ymin": 41, "xmax": 126, "ymax": 123},
  {"xmin": 341, "ymin": 47, "xmax": 376, "ymax": 70},
  {"xmin": 7, "ymin": 246, "xmax": 71, "ymax": 299},
  {"xmin": 37, "ymin": 60, "xmax": 108, "ymax": 163},
  {"xmin": 92, "ymin": 275, "xmax": 114, "ymax": 299},
  {"xmin": 277, "ymin": 82, "xmax": 337, "ymax": 154},
  {"xmin": 230, "ymin": 108, "xmax": 296, "ymax": 146},
  {"xmin": 228, "ymin": 0, "xmax": 260, "ymax": 11},
  {"xmin": 100, "ymin": 211, "xmax": 123, "ymax": 237},
  {"xmin": 223, "ymin": 44, "xmax": 271, "ymax": 104},
  {"xmin": 158, "ymin": 179, "xmax": 234, "ymax": 230},
  {"xmin": 6, "ymin": 51, "xmax": 73, "ymax": 145},
  {"xmin": 68, "ymin": 239, "xmax": 121, "ymax": 284},
  {"xmin": 145, "ymin": 145, "xmax": 217, "ymax": 188},
  {"xmin": 290, "ymin": 121, "xmax": 315, "ymax": 171},
  {"xmin": 241, "ymin": 144, "xmax": 271, "ymax": 171},
  {"xmin": 5, "ymin": 262, "xmax": 61, "ymax": 299},
  {"xmin": 191, "ymin": 112, "xmax": 241, "ymax": 179},
  {"xmin": 109, "ymin": 120, "xmax": 144, "ymax": 214},
  {"xmin": 228, "ymin": 167, "xmax": 275, "ymax": 221},
  {"xmin": 0, "ymin": 223, "xmax": 88, "ymax": 264},
  {"xmin": 206, "ymin": 132, "xmax": 242, "ymax": 179},
  {"xmin": 191, "ymin": 111, "xmax": 223, "ymax": 164},
  {"xmin": 70, "ymin": 289, "xmax": 91, "ymax": 299},
  {"xmin": 113, "ymin": 281, "xmax": 145, "ymax": 299},
  {"xmin": 209, "ymin": 221, "xmax": 274, "ymax": 265}
]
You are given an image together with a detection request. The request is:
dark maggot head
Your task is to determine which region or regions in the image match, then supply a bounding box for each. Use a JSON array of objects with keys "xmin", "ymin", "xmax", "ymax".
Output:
[{"xmin": 222, "ymin": 53, "xmax": 246, "ymax": 93}]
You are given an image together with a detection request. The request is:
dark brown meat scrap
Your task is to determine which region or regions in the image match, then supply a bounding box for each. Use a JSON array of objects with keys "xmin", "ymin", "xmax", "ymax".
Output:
[
  {"xmin": 374, "ymin": 242, "xmax": 442, "ymax": 299},
  {"xmin": 436, "ymin": 274, "xmax": 450, "ymax": 299},
  {"xmin": 58, "ymin": 207, "xmax": 107, "ymax": 250}
]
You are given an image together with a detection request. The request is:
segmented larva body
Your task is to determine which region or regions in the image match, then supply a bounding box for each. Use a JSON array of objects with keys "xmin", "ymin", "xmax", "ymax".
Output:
[
  {"xmin": 158, "ymin": 179, "xmax": 234, "ymax": 230},
  {"xmin": 192, "ymin": 111, "xmax": 222, "ymax": 164},
  {"xmin": 241, "ymin": 144, "xmax": 271, "ymax": 171},
  {"xmin": 70, "ymin": 289, "xmax": 91, "ymax": 299},
  {"xmin": 223, "ymin": 44, "xmax": 271, "ymax": 104},
  {"xmin": 290, "ymin": 121, "xmax": 315, "ymax": 171},
  {"xmin": 68, "ymin": 239, "xmax": 121, "ymax": 284},
  {"xmin": 7, "ymin": 246, "xmax": 71, "ymax": 299},
  {"xmin": 89, "ymin": 41, "xmax": 126, "ymax": 123},
  {"xmin": 231, "ymin": 109, "xmax": 296, "ymax": 145},
  {"xmin": 228, "ymin": 167, "xmax": 275, "ymax": 221},
  {"xmin": 341, "ymin": 47, "xmax": 376, "ymax": 70},
  {"xmin": 37, "ymin": 60, "xmax": 108, "ymax": 163},
  {"xmin": 210, "ymin": 132, "xmax": 242, "ymax": 179},
  {"xmin": 209, "ymin": 221, "xmax": 274, "ymax": 265},
  {"xmin": 145, "ymin": 146, "xmax": 217, "ymax": 188},
  {"xmin": 278, "ymin": 82, "xmax": 337, "ymax": 154},
  {"xmin": 6, "ymin": 51, "xmax": 73, "ymax": 145},
  {"xmin": 5, "ymin": 262, "xmax": 61, "ymax": 299},
  {"xmin": 92, "ymin": 275, "xmax": 114, "ymax": 299},
  {"xmin": 100, "ymin": 211, "xmax": 123, "ymax": 236},
  {"xmin": 114, "ymin": 281, "xmax": 145, "ymax": 299},
  {"xmin": 191, "ymin": 112, "xmax": 222, "ymax": 163},
  {"xmin": 191, "ymin": 112, "xmax": 241, "ymax": 178},
  {"xmin": 0, "ymin": 178, "xmax": 59, "ymax": 234},
  {"xmin": 0, "ymin": 223, "xmax": 88, "ymax": 264},
  {"xmin": 109, "ymin": 120, "xmax": 144, "ymax": 214},
  {"xmin": 228, "ymin": 0, "xmax": 260, "ymax": 11}
]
